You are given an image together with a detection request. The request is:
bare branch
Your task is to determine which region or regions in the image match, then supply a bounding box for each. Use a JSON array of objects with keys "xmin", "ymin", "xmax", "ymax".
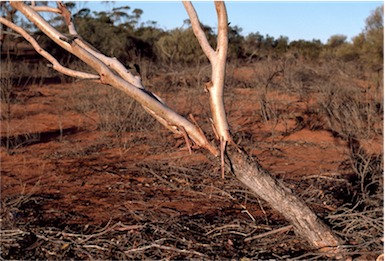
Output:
[
  {"xmin": 125, "ymin": 243, "xmax": 206, "ymax": 257},
  {"xmin": 9, "ymin": 1, "xmax": 218, "ymax": 156},
  {"xmin": 182, "ymin": 1, "xmax": 215, "ymax": 63},
  {"xmin": 215, "ymin": 2, "xmax": 229, "ymax": 56},
  {"xmin": 10, "ymin": 2, "xmax": 71, "ymax": 50},
  {"xmin": 229, "ymin": 150, "xmax": 344, "ymax": 257},
  {"xmin": 212, "ymin": 1, "xmax": 230, "ymax": 136},
  {"xmin": 30, "ymin": 6, "xmax": 61, "ymax": 14},
  {"xmin": 56, "ymin": 1, "xmax": 149, "ymax": 89},
  {"xmin": 209, "ymin": 1, "xmax": 231, "ymax": 142},
  {"xmin": 184, "ymin": 1, "xmax": 231, "ymax": 143},
  {"xmin": 0, "ymin": 17, "xmax": 99, "ymax": 80},
  {"xmin": 244, "ymin": 225, "xmax": 293, "ymax": 242},
  {"xmin": 57, "ymin": 1, "xmax": 71, "ymax": 26}
]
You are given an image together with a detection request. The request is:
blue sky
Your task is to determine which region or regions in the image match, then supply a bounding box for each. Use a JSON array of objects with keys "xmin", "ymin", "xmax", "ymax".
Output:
[{"xmin": 78, "ymin": 1, "xmax": 383, "ymax": 43}]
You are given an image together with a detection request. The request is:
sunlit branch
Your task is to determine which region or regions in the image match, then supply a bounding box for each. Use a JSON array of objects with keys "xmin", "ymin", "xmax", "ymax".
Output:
[
  {"xmin": 8, "ymin": 1, "xmax": 218, "ymax": 156},
  {"xmin": 182, "ymin": 2, "xmax": 215, "ymax": 63},
  {"xmin": 184, "ymin": 1, "xmax": 231, "ymax": 144},
  {"xmin": 30, "ymin": 6, "xmax": 61, "ymax": 14}
]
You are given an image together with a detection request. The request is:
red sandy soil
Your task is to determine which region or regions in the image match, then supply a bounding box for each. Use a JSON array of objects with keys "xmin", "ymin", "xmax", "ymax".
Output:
[
  {"xmin": 1, "ymin": 75, "xmax": 353, "ymax": 221},
  {"xmin": 1, "ymin": 66, "xmax": 381, "ymax": 259}
]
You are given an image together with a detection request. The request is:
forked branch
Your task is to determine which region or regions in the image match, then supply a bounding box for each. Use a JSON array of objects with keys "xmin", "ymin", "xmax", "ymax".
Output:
[
  {"xmin": 7, "ymin": 1, "xmax": 218, "ymax": 156},
  {"xmin": 183, "ymin": 1, "xmax": 232, "ymax": 178},
  {"xmin": 183, "ymin": 2, "xmax": 231, "ymax": 143}
]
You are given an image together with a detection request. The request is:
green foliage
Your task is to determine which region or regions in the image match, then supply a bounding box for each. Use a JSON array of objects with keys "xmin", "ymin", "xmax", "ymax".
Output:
[
  {"xmin": 359, "ymin": 5, "xmax": 384, "ymax": 70},
  {"xmin": 321, "ymin": 35, "xmax": 355, "ymax": 62},
  {"xmin": 152, "ymin": 20, "xmax": 217, "ymax": 65},
  {"xmin": 334, "ymin": 43, "xmax": 361, "ymax": 62},
  {"xmin": 73, "ymin": 8, "xmax": 156, "ymax": 63},
  {"xmin": 327, "ymin": 34, "xmax": 347, "ymax": 48},
  {"xmin": 275, "ymin": 36, "xmax": 289, "ymax": 54},
  {"xmin": 337, "ymin": 6, "xmax": 384, "ymax": 71},
  {"xmin": 7, "ymin": 2, "xmax": 382, "ymax": 68},
  {"xmin": 238, "ymin": 32, "xmax": 289, "ymax": 62},
  {"xmin": 228, "ymin": 25, "xmax": 244, "ymax": 60},
  {"xmin": 155, "ymin": 28, "xmax": 206, "ymax": 65},
  {"xmin": 289, "ymin": 39, "xmax": 323, "ymax": 61}
]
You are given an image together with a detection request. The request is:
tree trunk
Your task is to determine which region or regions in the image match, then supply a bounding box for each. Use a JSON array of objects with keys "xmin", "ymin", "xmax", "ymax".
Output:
[{"xmin": 227, "ymin": 149, "xmax": 345, "ymax": 258}]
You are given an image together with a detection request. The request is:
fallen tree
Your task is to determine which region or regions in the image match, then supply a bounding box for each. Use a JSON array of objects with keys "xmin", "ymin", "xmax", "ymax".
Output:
[{"xmin": 1, "ymin": 1, "xmax": 345, "ymax": 258}]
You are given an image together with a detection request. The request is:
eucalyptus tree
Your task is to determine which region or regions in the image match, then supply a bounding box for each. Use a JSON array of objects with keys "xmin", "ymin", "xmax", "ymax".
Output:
[{"xmin": 0, "ymin": 1, "xmax": 346, "ymax": 258}]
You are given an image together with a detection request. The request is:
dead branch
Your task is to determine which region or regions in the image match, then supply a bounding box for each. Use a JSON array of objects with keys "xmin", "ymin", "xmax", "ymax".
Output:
[
  {"xmin": 228, "ymin": 149, "xmax": 344, "ymax": 257},
  {"xmin": 205, "ymin": 224, "xmax": 242, "ymax": 236},
  {"xmin": 183, "ymin": 1, "xmax": 231, "ymax": 178},
  {"xmin": 7, "ymin": 1, "xmax": 218, "ymax": 156},
  {"xmin": 57, "ymin": 1, "xmax": 143, "ymax": 89},
  {"xmin": 182, "ymin": 2, "xmax": 215, "ymax": 63},
  {"xmin": 125, "ymin": 243, "xmax": 206, "ymax": 257}
]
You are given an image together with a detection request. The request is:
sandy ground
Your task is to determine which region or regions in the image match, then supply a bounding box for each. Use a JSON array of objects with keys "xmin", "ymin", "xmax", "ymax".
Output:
[{"xmin": 1, "ymin": 66, "xmax": 382, "ymax": 259}]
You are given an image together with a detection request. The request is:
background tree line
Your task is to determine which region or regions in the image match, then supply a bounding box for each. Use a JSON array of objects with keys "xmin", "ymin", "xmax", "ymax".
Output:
[{"xmin": 1, "ymin": 2, "xmax": 383, "ymax": 72}]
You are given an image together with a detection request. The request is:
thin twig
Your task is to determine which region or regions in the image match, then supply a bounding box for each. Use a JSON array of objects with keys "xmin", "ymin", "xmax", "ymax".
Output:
[
  {"xmin": 125, "ymin": 243, "xmax": 206, "ymax": 257},
  {"xmin": 205, "ymin": 224, "xmax": 241, "ymax": 236},
  {"xmin": 244, "ymin": 225, "xmax": 293, "ymax": 242}
]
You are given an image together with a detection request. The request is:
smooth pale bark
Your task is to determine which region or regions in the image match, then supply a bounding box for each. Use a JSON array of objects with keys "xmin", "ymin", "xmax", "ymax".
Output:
[{"xmin": 183, "ymin": 2, "xmax": 231, "ymax": 143}]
